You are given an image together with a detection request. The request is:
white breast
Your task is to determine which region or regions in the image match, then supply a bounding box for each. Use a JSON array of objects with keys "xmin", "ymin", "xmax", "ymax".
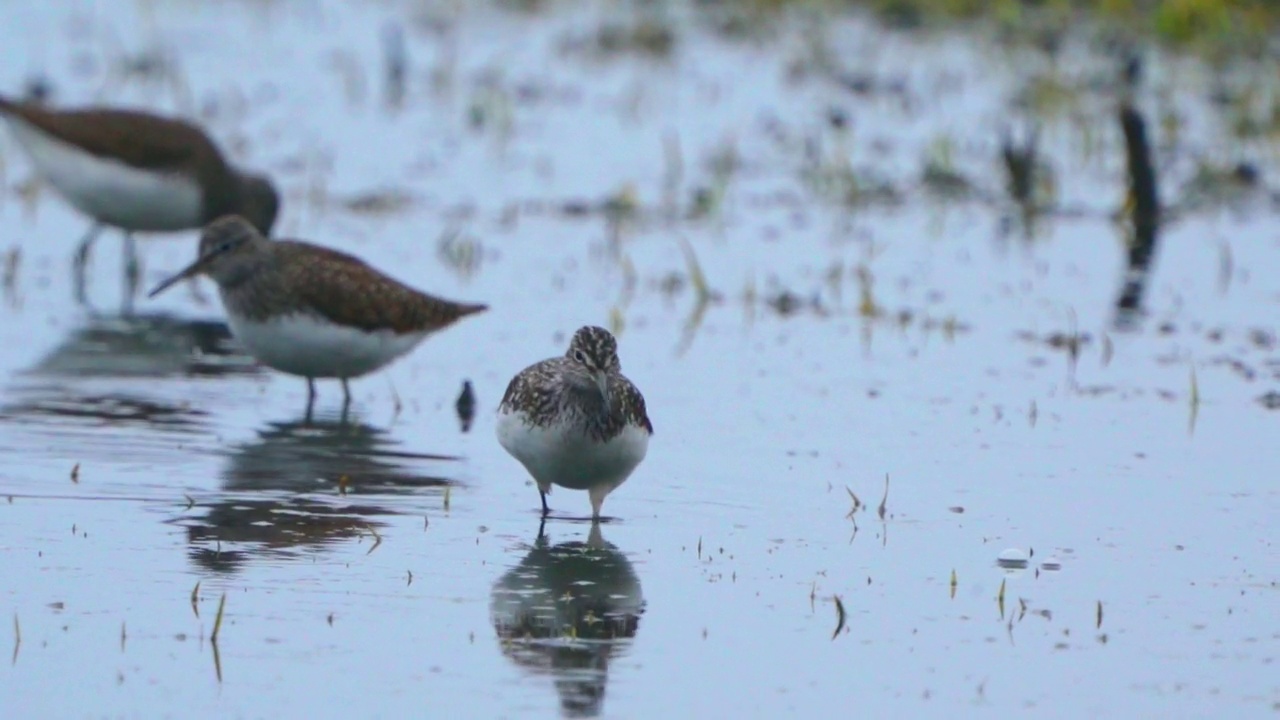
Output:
[
  {"xmin": 496, "ymin": 408, "xmax": 650, "ymax": 493},
  {"xmin": 3, "ymin": 116, "xmax": 204, "ymax": 231},
  {"xmin": 226, "ymin": 312, "xmax": 429, "ymax": 379}
]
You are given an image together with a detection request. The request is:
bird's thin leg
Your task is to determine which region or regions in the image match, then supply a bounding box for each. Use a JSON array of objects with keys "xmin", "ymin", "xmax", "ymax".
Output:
[
  {"xmin": 121, "ymin": 232, "xmax": 141, "ymax": 316},
  {"xmin": 305, "ymin": 378, "xmax": 317, "ymax": 424},
  {"xmin": 72, "ymin": 223, "xmax": 103, "ymax": 305},
  {"xmin": 122, "ymin": 231, "xmax": 140, "ymax": 300},
  {"xmin": 588, "ymin": 486, "xmax": 607, "ymax": 521},
  {"xmin": 540, "ymin": 490, "xmax": 550, "ymax": 518},
  {"xmin": 339, "ymin": 380, "xmax": 355, "ymax": 425}
]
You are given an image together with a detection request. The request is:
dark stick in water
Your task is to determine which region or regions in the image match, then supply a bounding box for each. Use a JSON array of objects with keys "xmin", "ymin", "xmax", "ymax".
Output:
[{"xmin": 1114, "ymin": 104, "xmax": 1161, "ymax": 324}]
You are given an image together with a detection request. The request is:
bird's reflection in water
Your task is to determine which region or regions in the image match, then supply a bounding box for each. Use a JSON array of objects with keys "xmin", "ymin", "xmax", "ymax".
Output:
[
  {"xmin": 0, "ymin": 384, "xmax": 207, "ymax": 431},
  {"xmin": 0, "ymin": 313, "xmax": 254, "ymax": 459},
  {"xmin": 490, "ymin": 524, "xmax": 645, "ymax": 718},
  {"xmin": 23, "ymin": 311, "xmax": 258, "ymax": 378},
  {"xmin": 179, "ymin": 413, "xmax": 459, "ymax": 575}
]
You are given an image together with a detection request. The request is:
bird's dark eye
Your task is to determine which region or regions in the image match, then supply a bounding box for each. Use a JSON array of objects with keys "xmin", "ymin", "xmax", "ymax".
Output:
[
  {"xmin": 218, "ymin": 241, "xmax": 234, "ymax": 254},
  {"xmin": 573, "ymin": 350, "xmax": 588, "ymax": 364}
]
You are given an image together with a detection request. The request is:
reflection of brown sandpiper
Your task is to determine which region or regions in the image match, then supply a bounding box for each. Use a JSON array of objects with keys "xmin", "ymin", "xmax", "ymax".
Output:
[
  {"xmin": 149, "ymin": 215, "xmax": 487, "ymax": 414},
  {"xmin": 497, "ymin": 326, "xmax": 652, "ymax": 520},
  {"xmin": 0, "ymin": 95, "xmax": 279, "ymax": 300}
]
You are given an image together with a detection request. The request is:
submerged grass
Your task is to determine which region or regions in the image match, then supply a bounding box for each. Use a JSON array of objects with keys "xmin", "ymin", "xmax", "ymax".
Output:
[
  {"xmin": 997, "ymin": 578, "xmax": 1007, "ymax": 619},
  {"xmin": 1189, "ymin": 365, "xmax": 1201, "ymax": 434},
  {"xmin": 211, "ymin": 593, "xmax": 227, "ymax": 645},
  {"xmin": 732, "ymin": 0, "xmax": 1280, "ymax": 55}
]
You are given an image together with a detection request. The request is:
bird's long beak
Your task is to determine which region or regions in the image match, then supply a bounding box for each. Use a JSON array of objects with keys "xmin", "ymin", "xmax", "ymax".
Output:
[
  {"xmin": 594, "ymin": 369, "xmax": 611, "ymax": 415},
  {"xmin": 147, "ymin": 255, "xmax": 211, "ymax": 298}
]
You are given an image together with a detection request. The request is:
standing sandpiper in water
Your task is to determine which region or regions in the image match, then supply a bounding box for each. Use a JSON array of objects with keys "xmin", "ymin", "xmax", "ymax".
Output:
[
  {"xmin": 0, "ymin": 95, "xmax": 279, "ymax": 302},
  {"xmin": 497, "ymin": 326, "xmax": 652, "ymax": 520},
  {"xmin": 148, "ymin": 215, "xmax": 487, "ymax": 416}
]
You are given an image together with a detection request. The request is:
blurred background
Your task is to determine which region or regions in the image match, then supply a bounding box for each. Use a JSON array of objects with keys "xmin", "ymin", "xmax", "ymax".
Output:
[{"xmin": 0, "ymin": 1, "xmax": 1278, "ymax": 718}]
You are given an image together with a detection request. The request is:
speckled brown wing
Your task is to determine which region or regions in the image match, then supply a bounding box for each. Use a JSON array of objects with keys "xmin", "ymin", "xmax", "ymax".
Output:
[
  {"xmin": 616, "ymin": 376, "xmax": 654, "ymax": 434},
  {"xmin": 498, "ymin": 359, "xmax": 561, "ymax": 422},
  {"xmin": 498, "ymin": 369, "xmax": 527, "ymax": 412},
  {"xmin": 0, "ymin": 97, "xmax": 223, "ymax": 175},
  {"xmin": 277, "ymin": 241, "xmax": 488, "ymax": 334}
]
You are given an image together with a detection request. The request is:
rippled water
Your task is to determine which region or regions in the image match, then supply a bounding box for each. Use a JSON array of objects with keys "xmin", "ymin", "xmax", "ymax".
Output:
[{"xmin": 1, "ymin": 1, "xmax": 1278, "ymax": 717}]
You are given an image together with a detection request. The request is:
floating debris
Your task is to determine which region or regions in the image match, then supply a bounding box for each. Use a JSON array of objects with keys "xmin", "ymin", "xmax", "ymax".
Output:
[
  {"xmin": 831, "ymin": 595, "xmax": 846, "ymax": 640},
  {"xmin": 845, "ymin": 486, "xmax": 862, "ymax": 519},
  {"xmin": 339, "ymin": 188, "xmax": 417, "ymax": 215},
  {"xmin": 455, "ymin": 380, "xmax": 476, "ymax": 433},
  {"xmin": 382, "ymin": 21, "xmax": 407, "ymax": 108},
  {"xmin": 437, "ymin": 228, "xmax": 484, "ymax": 279},
  {"xmin": 997, "ymin": 548, "xmax": 1030, "ymax": 569},
  {"xmin": 1001, "ymin": 125, "xmax": 1044, "ymax": 209},
  {"xmin": 765, "ymin": 288, "xmax": 809, "ymax": 317},
  {"xmin": 1040, "ymin": 557, "xmax": 1062, "ymax": 571},
  {"xmin": 70, "ymin": 463, "xmax": 79, "ymax": 483},
  {"xmin": 566, "ymin": 19, "xmax": 677, "ymax": 59},
  {"xmin": 2, "ymin": 247, "xmax": 20, "ymax": 304}
]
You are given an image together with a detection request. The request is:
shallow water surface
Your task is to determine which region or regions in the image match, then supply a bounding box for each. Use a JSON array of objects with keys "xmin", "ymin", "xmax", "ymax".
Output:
[{"xmin": 1, "ymin": 1, "xmax": 1278, "ymax": 718}]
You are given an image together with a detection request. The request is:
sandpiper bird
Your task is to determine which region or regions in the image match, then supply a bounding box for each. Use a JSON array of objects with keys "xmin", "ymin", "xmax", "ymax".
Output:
[
  {"xmin": 0, "ymin": 94, "xmax": 280, "ymax": 300},
  {"xmin": 148, "ymin": 215, "xmax": 487, "ymax": 413},
  {"xmin": 497, "ymin": 326, "xmax": 652, "ymax": 520}
]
